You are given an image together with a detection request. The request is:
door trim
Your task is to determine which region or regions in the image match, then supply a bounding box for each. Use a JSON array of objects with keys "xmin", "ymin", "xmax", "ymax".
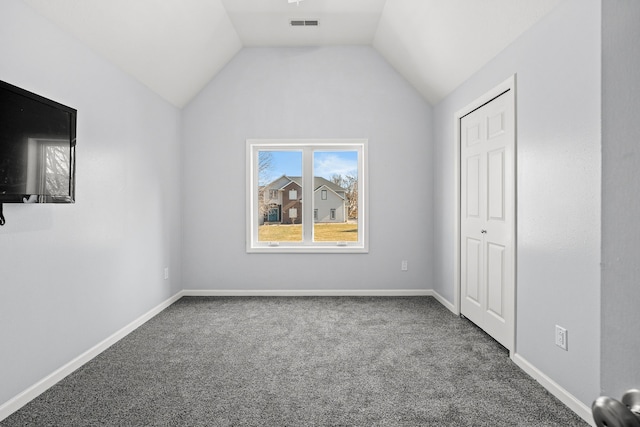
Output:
[{"xmin": 453, "ymin": 74, "xmax": 517, "ymax": 353}]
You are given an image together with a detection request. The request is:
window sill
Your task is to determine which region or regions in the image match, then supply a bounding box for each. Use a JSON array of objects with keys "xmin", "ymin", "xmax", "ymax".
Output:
[{"xmin": 247, "ymin": 244, "xmax": 368, "ymax": 254}]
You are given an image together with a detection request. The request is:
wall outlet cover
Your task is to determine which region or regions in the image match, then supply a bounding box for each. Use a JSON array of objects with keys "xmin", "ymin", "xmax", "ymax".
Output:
[{"xmin": 555, "ymin": 325, "xmax": 568, "ymax": 350}]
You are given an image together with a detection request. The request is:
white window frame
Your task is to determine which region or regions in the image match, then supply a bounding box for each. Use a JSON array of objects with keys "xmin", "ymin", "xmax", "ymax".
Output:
[
  {"xmin": 247, "ymin": 138, "xmax": 368, "ymax": 253},
  {"xmin": 289, "ymin": 189, "xmax": 297, "ymax": 200}
]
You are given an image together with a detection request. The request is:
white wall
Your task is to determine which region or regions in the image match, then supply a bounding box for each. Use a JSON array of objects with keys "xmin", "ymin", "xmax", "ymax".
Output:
[
  {"xmin": 601, "ymin": 0, "xmax": 640, "ymax": 399},
  {"xmin": 0, "ymin": 0, "xmax": 182, "ymax": 409},
  {"xmin": 432, "ymin": 0, "xmax": 601, "ymax": 406},
  {"xmin": 182, "ymin": 47, "xmax": 433, "ymax": 291}
]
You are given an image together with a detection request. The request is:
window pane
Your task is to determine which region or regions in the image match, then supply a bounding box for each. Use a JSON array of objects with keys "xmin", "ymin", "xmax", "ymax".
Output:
[
  {"xmin": 312, "ymin": 151, "xmax": 358, "ymax": 242},
  {"xmin": 258, "ymin": 150, "xmax": 302, "ymax": 242}
]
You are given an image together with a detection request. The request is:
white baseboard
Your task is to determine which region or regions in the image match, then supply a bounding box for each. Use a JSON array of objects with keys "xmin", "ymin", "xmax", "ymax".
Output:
[
  {"xmin": 182, "ymin": 289, "xmax": 432, "ymax": 297},
  {"xmin": 429, "ymin": 290, "xmax": 457, "ymax": 314},
  {"xmin": 0, "ymin": 291, "xmax": 185, "ymax": 422},
  {"xmin": 511, "ymin": 353, "xmax": 595, "ymax": 426}
]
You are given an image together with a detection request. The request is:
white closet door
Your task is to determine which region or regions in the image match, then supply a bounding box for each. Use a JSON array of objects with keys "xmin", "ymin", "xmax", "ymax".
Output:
[{"xmin": 460, "ymin": 90, "xmax": 515, "ymax": 350}]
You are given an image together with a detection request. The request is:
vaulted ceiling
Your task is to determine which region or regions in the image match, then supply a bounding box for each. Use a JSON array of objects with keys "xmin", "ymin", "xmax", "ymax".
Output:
[{"xmin": 21, "ymin": 0, "xmax": 562, "ymax": 108}]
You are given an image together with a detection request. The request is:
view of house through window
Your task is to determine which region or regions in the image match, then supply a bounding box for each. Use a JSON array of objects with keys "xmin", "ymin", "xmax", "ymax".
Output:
[
  {"xmin": 248, "ymin": 139, "xmax": 367, "ymax": 253},
  {"xmin": 258, "ymin": 150, "xmax": 302, "ymax": 242},
  {"xmin": 312, "ymin": 150, "xmax": 358, "ymax": 242}
]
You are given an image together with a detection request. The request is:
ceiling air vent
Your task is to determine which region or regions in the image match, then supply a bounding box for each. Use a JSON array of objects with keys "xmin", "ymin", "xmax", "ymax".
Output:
[{"xmin": 290, "ymin": 20, "xmax": 319, "ymax": 27}]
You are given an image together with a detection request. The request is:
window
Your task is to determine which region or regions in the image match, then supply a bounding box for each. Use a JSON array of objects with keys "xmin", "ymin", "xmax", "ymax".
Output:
[
  {"xmin": 247, "ymin": 139, "xmax": 368, "ymax": 253},
  {"xmin": 268, "ymin": 189, "xmax": 278, "ymax": 199}
]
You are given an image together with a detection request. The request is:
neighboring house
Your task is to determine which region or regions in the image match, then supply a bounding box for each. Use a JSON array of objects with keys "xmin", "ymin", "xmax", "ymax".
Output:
[{"xmin": 261, "ymin": 175, "xmax": 346, "ymax": 224}]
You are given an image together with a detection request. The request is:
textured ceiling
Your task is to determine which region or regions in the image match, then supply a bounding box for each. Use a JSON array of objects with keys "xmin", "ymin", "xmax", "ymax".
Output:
[{"xmin": 21, "ymin": 0, "xmax": 562, "ymax": 108}]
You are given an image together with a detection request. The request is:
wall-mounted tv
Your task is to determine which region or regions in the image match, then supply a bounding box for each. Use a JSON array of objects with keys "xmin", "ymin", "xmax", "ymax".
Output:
[{"xmin": 0, "ymin": 80, "xmax": 76, "ymax": 204}]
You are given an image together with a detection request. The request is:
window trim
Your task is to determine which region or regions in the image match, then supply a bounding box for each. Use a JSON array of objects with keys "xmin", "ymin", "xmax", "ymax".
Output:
[{"xmin": 247, "ymin": 138, "xmax": 368, "ymax": 253}]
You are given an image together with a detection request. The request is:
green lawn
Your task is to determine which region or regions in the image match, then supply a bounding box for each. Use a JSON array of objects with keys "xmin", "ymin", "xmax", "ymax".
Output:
[{"xmin": 259, "ymin": 223, "xmax": 358, "ymax": 242}]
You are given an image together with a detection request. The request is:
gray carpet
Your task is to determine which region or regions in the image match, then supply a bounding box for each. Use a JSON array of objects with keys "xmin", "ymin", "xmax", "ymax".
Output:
[{"xmin": 2, "ymin": 297, "xmax": 589, "ymax": 426}]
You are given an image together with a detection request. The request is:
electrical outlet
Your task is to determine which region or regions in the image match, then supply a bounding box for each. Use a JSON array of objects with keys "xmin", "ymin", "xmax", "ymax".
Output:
[
  {"xmin": 401, "ymin": 260, "xmax": 408, "ymax": 271},
  {"xmin": 164, "ymin": 267, "xmax": 169, "ymax": 280},
  {"xmin": 555, "ymin": 325, "xmax": 568, "ymax": 350}
]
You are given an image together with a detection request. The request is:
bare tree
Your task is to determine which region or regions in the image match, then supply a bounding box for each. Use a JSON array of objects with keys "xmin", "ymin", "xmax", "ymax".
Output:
[
  {"xmin": 343, "ymin": 174, "xmax": 358, "ymax": 220},
  {"xmin": 258, "ymin": 152, "xmax": 275, "ymax": 221},
  {"xmin": 330, "ymin": 173, "xmax": 358, "ymax": 220},
  {"xmin": 258, "ymin": 151, "xmax": 274, "ymax": 186}
]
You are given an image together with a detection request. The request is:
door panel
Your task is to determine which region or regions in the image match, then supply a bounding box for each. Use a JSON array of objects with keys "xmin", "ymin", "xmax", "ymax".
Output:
[
  {"xmin": 466, "ymin": 122, "xmax": 482, "ymax": 146},
  {"xmin": 464, "ymin": 237, "xmax": 482, "ymax": 305},
  {"xmin": 488, "ymin": 111, "xmax": 505, "ymax": 139},
  {"xmin": 486, "ymin": 242, "xmax": 505, "ymax": 317},
  {"xmin": 488, "ymin": 148, "xmax": 505, "ymax": 221},
  {"xmin": 466, "ymin": 155, "xmax": 481, "ymax": 218}
]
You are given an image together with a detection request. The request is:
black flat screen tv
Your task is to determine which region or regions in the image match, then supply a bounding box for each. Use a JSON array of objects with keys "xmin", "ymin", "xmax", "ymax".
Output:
[{"xmin": 0, "ymin": 80, "xmax": 76, "ymax": 203}]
